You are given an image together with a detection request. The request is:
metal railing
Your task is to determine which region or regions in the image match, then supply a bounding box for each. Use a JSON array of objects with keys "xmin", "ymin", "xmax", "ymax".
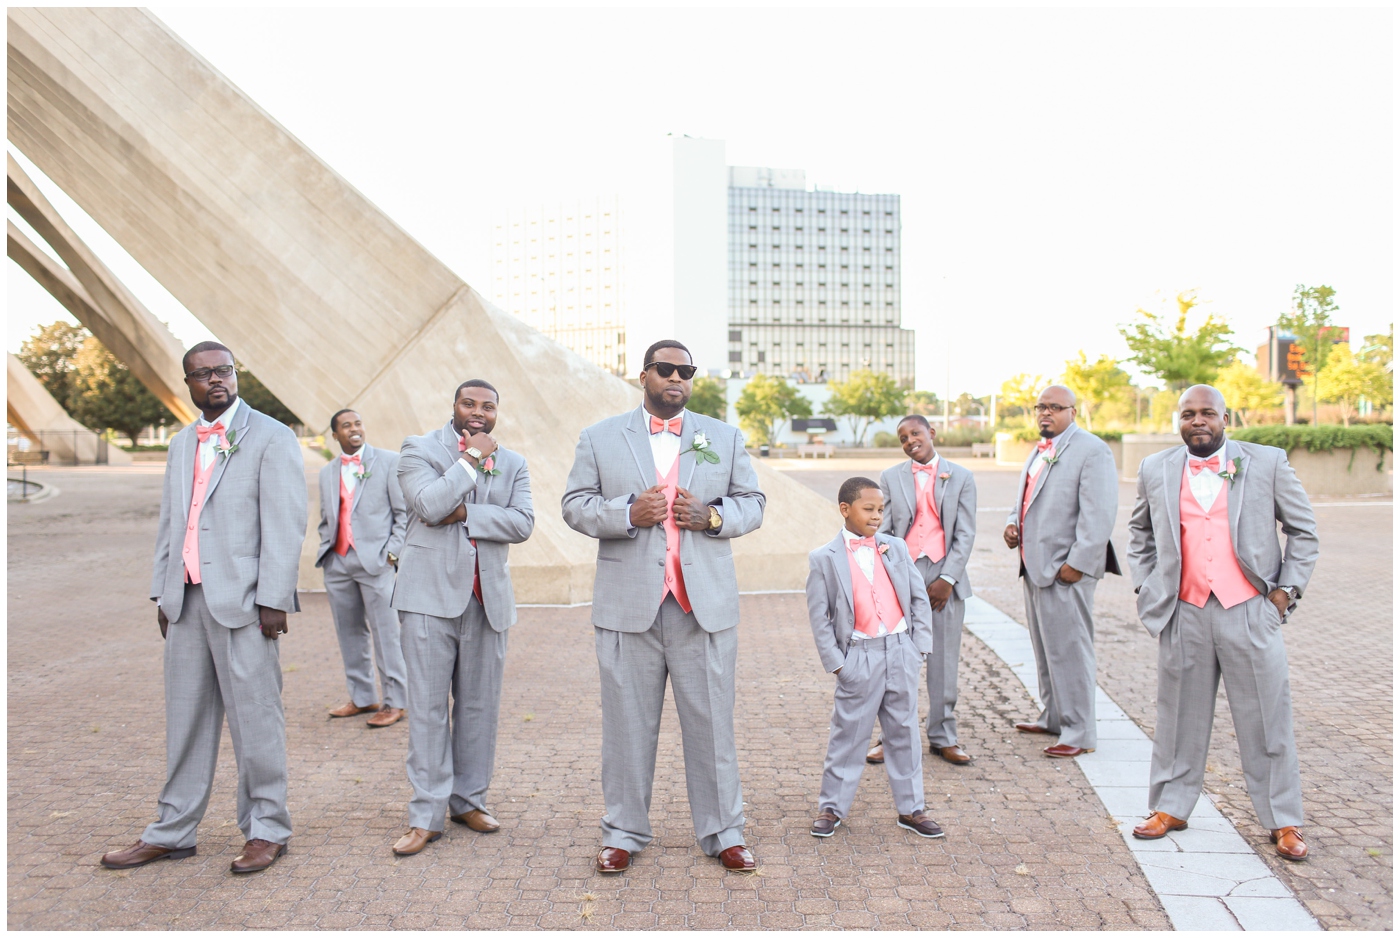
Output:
[{"xmin": 6, "ymin": 430, "xmax": 109, "ymax": 466}]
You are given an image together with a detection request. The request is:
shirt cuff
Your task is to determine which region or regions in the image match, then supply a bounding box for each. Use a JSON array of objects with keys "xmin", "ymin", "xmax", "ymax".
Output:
[
  {"xmin": 939, "ymin": 574, "xmax": 957, "ymax": 586},
  {"xmin": 457, "ymin": 457, "xmax": 479, "ymax": 482}
]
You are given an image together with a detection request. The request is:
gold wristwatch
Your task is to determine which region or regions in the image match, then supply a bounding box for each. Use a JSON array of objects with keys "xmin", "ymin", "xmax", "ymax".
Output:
[{"xmin": 707, "ymin": 506, "xmax": 723, "ymax": 531}]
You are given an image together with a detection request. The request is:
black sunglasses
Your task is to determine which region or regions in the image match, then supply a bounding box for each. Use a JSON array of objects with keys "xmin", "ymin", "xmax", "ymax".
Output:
[{"xmin": 644, "ymin": 362, "xmax": 697, "ymax": 380}]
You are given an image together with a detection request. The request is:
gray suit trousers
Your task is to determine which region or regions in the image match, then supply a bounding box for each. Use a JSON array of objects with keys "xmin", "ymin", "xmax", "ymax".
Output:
[
  {"xmin": 820, "ymin": 631, "xmax": 925, "ymax": 818},
  {"xmin": 323, "ymin": 548, "xmax": 407, "ymax": 710},
  {"xmin": 143, "ymin": 584, "xmax": 290, "ymax": 848},
  {"xmin": 916, "ymin": 556, "xmax": 965, "ymax": 747},
  {"xmin": 400, "ymin": 600, "xmax": 507, "ymax": 831},
  {"xmin": 595, "ymin": 597, "xmax": 745, "ymax": 856},
  {"xmin": 1023, "ymin": 576, "xmax": 1098, "ymax": 749},
  {"xmin": 1150, "ymin": 594, "xmax": 1302, "ymax": 829}
]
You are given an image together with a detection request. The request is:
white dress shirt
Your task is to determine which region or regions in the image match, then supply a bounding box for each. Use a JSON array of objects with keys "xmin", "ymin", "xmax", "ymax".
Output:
[
  {"xmin": 196, "ymin": 396, "xmax": 242, "ymax": 472},
  {"xmin": 648, "ymin": 416, "xmax": 683, "ymax": 475},
  {"xmin": 1185, "ymin": 442, "xmax": 1227, "ymax": 513},
  {"xmin": 340, "ymin": 449, "xmax": 362, "ymax": 495},
  {"xmin": 842, "ymin": 527, "xmax": 908, "ymax": 639},
  {"xmin": 913, "ymin": 452, "xmax": 957, "ymax": 585}
]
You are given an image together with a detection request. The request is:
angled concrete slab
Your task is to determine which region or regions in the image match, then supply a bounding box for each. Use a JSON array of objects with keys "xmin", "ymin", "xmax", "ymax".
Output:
[{"xmin": 7, "ymin": 352, "xmax": 131, "ymax": 465}]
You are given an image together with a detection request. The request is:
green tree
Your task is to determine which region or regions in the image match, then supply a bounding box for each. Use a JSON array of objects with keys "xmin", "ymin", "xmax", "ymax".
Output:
[
  {"xmin": 998, "ymin": 373, "xmax": 1049, "ymax": 425},
  {"xmin": 687, "ymin": 375, "xmax": 728, "ymax": 420},
  {"xmin": 827, "ymin": 369, "xmax": 905, "ymax": 447},
  {"xmin": 236, "ymin": 362, "xmax": 301, "ymax": 427},
  {"xmin": 1215, "ymin": 360, "xmax": 1283, "ymax": 427},
  {"xmin": 17, "ymin": 320, "xmax": 89, "ymax": 409},
  {"xmin": 1359, "ymin": 324, "xmax": 1393, "ymax": 373},
  {"xmin": 1119, "ymin": 291, "xmax": 1240, "ymax": 390},
  {"xmin": 1276, "ymin": 284, "xmax": 1345, "ymax": 425},
  {"xmin": 69, "ymin": 338, "xmax": 177, "ymax": 446},
  {"xmin": 734, "ymin": 373, "xmax": 811, "ymax": 445},
  {"xmin": 1061, "ymin": 351, "xmax": 1130, "ymax": 431},
  {"xmin": 1316, "ymin": 346, "xmax": 1392, "ymax": 427},
  {"xmin": 904, "ymin": 390, "xmax": 941, "ymax": 416}
]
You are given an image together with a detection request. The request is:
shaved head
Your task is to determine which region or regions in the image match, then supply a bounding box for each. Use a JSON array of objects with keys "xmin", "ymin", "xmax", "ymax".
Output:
[
  {"xmin": 1041, "ymin": 384, "xmax": 1077, "ymax": 406},
  {"xmin": 1177, "ymin": 384, "xmax": 1228, "ymax": 455},
  {"xmin": 1178, "ymin": 384, "xmax": 1226, "ymax": 411}
]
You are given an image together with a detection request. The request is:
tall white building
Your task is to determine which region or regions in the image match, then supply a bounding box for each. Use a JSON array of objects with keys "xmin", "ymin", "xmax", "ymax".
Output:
[
  {"xmin": 489, "ymin": 197, "xmax": 627, "ymax": 375},
  {"xmin": 726, "ymin": 167, "xmax": 916, "ymax": 386}
]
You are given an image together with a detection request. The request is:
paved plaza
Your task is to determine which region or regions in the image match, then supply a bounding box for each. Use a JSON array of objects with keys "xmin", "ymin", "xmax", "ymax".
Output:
[{"xmin": 7, "ymin": 458, "xmax": 1391, "ymax": 930}]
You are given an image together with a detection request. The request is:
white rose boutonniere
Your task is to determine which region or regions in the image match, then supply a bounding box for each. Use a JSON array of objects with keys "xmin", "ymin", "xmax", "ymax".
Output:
[{"xmin": 681, "ymin": 431, "xmax": 721, "ymax": 464}]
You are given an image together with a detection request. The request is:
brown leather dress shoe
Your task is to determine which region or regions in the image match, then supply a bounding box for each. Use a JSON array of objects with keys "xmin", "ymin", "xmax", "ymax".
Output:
[
  {"xmin": 866, "ymin": 742, "xmax": 885, "ymax": 764},
  {"xmin": 595, "ymin": 846, "xmax": 630, "ymax": 873},
  {"xmin": 810, "ymin": 812, "xmax": 841, "ymax": 838},
  {"xmin": 450, "ymin": 809, "xmax": 500, "ymax": 833},
  {"xmin": 366, "ymin": 707, "xmax": 405, "ymax": 728},
  {"xmin": 937, "ymin": 745, "xmax": 972, "ymax": 765},
  {"xmin": 1271, "ymin": 826, "xmax": 1308, "ymax": 860},
  {"xmin": 100, "ymin": 839, "xmax": 196, "ymax": 869},
  {"xmin": 1132, "ymin": 812, "xmax": 1188, "ymax": 840},
  {"xmin": 719, "ymin": 845, "xmax": 757, "ymax": 870},
  {"xmin": 230, "ymin": 839, "xmax": 286, "ymax": 873},
  {"xmin": 897, "ymin": 812, "xmax": 946, "ymax": 838},
  {"xmin": 392, "ymin": 828, "xmax": 441, "ymax": 856},
  {"xmin": 1043, "ymin": 744, "xmax": 1094, "ymax": 758},
  {"xmin": 1015, "ymin": 722, "xmax": 1055, "ymax": 734},
  {"xmin": 329, "ymin": 701, "xmax": 379, "ymax": 718}
]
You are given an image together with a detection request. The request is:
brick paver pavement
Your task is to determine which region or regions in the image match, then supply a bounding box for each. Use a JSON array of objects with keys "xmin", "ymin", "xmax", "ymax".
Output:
[
  {"xmin": 786, "ymin": 458, "xmax": 1393, "ymax": 930},
  {"xmin": 8, "ymin": 465, "xmax": 1168, "ymax": 930}
]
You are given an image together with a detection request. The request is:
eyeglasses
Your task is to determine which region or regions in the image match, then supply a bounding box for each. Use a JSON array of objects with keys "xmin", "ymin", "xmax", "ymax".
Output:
[
  {"xmin": 644, "ymin": 362, "xmax": 698, "ymax": 380},
  {"xmin": 1033, "ymin": 403, "xmax": 1071, "ymax": 415},
  {"xmin": 185, "ymin": 364, "xmax": 235, "ymax": 382}
]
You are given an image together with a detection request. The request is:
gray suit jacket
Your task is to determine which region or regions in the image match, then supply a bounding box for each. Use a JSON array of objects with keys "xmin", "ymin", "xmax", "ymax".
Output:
[
  {"xmin": 390, "ymin": 422, "xmax": 534, "ymax": 630},
  {"xmin": 151, "ymin": 403, "xmax": 306, "ymax": 628},
  {"xmin": 805, "ymin": 532, "xmax": 934, "ymax": 673},
  {"xmin": 878, "ymin": 456, "xmax": 977, "ymax": 599},
  {"xmin": 315, "ymin": 444, "xmax": 408, "ymax": 575},
  {"xmin": 1004, "ymin": 424, "xmax": 1121, "ymax": 588},
  {"xmin": 562, "ymin": 406, "xmax": 766, "ymax": 633},
  {"xmin": 1127, "ymin": 440, "xmax": 1319, "ymax": 637}
]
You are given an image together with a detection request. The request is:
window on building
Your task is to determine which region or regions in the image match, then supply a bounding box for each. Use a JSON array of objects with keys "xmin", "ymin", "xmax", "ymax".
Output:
[
  {"xmin": 729, "ymin": 330, "xmax": 742, "ymax": 342},
  {"xmin": 728, "ymin": 351, "xmax": 742, "ymax": 362}
]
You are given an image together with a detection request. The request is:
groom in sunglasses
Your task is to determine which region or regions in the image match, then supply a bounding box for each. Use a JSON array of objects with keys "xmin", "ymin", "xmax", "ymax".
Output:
[{"xmin": 563, "ymin": 339, "xmax": 766, "ymax": 875}]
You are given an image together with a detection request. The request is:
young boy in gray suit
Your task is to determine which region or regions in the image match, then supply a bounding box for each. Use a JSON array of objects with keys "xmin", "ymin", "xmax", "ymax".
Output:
[{"xmin": 804, "ymin": 477, "xmax": 942, "ymax": 839}]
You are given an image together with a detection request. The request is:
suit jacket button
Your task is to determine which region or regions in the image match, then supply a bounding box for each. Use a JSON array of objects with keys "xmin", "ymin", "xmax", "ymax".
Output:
[{"xmin": 657, "ymin": 560, "xmax": 664, "ymax": 566}]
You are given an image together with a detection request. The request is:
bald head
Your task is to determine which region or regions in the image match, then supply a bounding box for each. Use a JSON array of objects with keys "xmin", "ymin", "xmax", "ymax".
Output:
[
  {"xmin": 1041, "ymin": 384, "xmax": 1077, "ymax": 406},
  {"xmin": 1178, "ymin": 384, "xmax": 1225, "ymax": 412},
  {"xmin": 1034, "ymin": 384, "xmax": 1078, "ymax": 438},
  {"xmin": 1178, "ymin": 384, "xmax": 1228, "ymax": 456}
]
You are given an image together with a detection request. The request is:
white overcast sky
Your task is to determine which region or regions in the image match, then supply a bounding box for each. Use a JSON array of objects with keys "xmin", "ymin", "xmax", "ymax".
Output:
[{"xmin": 7, "ymin": 5, "xmax": 1393, "ymax": 396}]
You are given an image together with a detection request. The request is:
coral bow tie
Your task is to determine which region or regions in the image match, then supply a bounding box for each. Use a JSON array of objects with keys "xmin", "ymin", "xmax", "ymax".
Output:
[
  {"xmin": 847, "ymin": 536, "xmax": 876, "ymax": 551},
  {"xmin": 195, "ymin": 422, "xmax": 226, "ymax": 444},
  {"xmin": 1036, "ymin": 439, "xmax": 1054, "ymax": 453},
  {"xmin": 650, "ymin": 415, "xmax": 682, "ymax": 435},
  {"xmin": 341, "ymin": 454, "xmax": 361, "ymax": 465},
  {"xmin": 912, "ymin": 462, "xmax": 935, "ymax": 474},
  {"xmin": 1189, "ymin": 456, "xmax": 1220, "ymax": 476}
]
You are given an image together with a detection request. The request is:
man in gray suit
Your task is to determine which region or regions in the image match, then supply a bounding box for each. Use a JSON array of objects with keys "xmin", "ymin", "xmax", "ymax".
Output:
[
  {"xmin": 1002, "ymin": 385, "xmax": 1119, "ymax": 758},
  {"xmin": 1127, "ymin": 385, "xmax": 1318, "ymax": 860},
  {"xmin": 101, "ymin": 341, "xmax": 305, "ymax": 875},
  {"xmin": 868, "ymin": 415, "xmax": 978, "ymax": 767},
  {"xmin": 389, "ymin": 380, "xmax": 534, "ymax": 857},
  {"xmin": 563, "ymin": 340, "xmax": 766, "ymax": 874},
  {"xmin": 316, "ymin": 409, "xmax": 409, "ymax": 728}
]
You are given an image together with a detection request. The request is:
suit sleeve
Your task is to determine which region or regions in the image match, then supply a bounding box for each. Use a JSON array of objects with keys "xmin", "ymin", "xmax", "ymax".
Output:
[
  {"xmin": 1127, "ymin": 471, "xmax": 1156, "ymax": 591},
  {"xmin": 561, "ymin": 427, "xmax": 637, "ymax": 539},
  {"xmin": 384, "ymin": 453, "xmax": 408, "ymax": 558},
  {"xmin": 708, "ymin": 427, "xmax": 765, "ymax": 539},
  {"xmin": 151, "ymin": 450, "xmax": 175, "ymax": 602},
  {"xmin": 1066, "ymin": 445, "xmax": 1118, "ymax": 577},
  {"xmin": 465, "ymin": 458, "xmax": 534, "ymax": 545},
  {"xmin": 905, "ymin": 554, "xmax": 934, "ymax": 656},
  {"xmin": 805, "ymin": 556, "xmax": 844, "ymax": 673},
  {"xmin": 877, "ymin": 469, "xmax": 895, "ymax": 536},
  {"xmin": 399, "ymin": 438, "xmax": 479, "ymax": 524},
  {"xmin": 1005, "ymin": 469, "xmax": 1024, "ymax": 530},
  {"xmin": 254, "ymin": 425, "xmax": 308, "ymax": 613},
  {"xmin": 315, "ymin": 465, "xmax": 332, "ymax": 566},
  {"xmin": 941, "ymin": 471, "xmax": 977, "ymax": 583},
  {"xmin": 1272, "ymin": 450, "xmax": 1319, "ymax": 595}
]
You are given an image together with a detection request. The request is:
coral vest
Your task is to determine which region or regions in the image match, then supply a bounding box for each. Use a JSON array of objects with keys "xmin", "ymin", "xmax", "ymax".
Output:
[
  {"xmin": 846, "ymin": 543, "xmax": 905, "ymax": 637},
  {"xmin": 1178, "ymin": 467, "xmax": 1258, "ymax": 609},
  {"xmin": 905, "ymin": 467, "xmax": 946, "ymax": 563},
  {"xmin": 182, "ymin": 427, "xmax": 224, "ymax": 584},
  {"xmin": 658, "ymin": 455, "xmax": 693, "ymax": 613},
  {"xmin": 334, "ymin": 473, "xmax": 356, "ymax": 556}
]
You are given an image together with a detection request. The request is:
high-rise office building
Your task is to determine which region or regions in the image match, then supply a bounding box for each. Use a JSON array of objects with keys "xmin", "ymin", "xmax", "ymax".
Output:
[
  {"xmin": 726, "ymin": 167, "xmax": 916, "ymax": 387},
  {"xmin": 489, "ymin": 197, "xmax": 627, "ymax": 375}
]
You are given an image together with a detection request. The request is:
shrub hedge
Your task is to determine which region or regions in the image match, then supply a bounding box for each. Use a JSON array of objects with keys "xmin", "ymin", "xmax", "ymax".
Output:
[{"xmin": 1228, "ymin": 424, "xmax": 1393, "ymax": 470}]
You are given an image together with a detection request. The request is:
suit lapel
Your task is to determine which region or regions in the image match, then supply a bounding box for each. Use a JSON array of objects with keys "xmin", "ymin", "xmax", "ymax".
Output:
[
  {"xmin": 623, "ymin": 406, "xmax": 656, "ymax": 488},
  {"xmin": 1224, "ymin": 440, "xmax": 1245, "ymax": 546},
  {"xmin": 934, "ymin": 459, "xmax": 951, "ymax": 520},
  {"xmin": 349, "ymin": 445, "xmax": 371, "ymax": 516},
  {"xmin": 1028, "ymin": 427, "xmax": 1076, "ymax": 512},
  {"xmin": 176, "ymin": 427, "xmax": 196, "ymax": 523},
  {"xmin": 828, "ymin": 538, "xmax": 854, "ymax": 612},
  {"xmin": 203, "ymin": 402, "xmax": 252, "ymax": 505},
  {"xmin": 877, "ymin": 542, "xmax": 906, "ymax": 610},
  {"xmin": 479, "ymin": 448, "xmax": 497, "ymax": 502},
  {"xmin": 679, "ymin": 411, "xmax": 698, "ymax": 488},
  {"xmin": 897, "ymin": 459, "xmax": 918, "ymax": 522},
  {"xmin": 1163, "ymin": 445, "xmax": 1187, "ymax": 559}
]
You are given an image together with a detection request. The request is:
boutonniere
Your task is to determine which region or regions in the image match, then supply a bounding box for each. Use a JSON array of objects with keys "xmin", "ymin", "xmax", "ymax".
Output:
[
  {"xmin": 354, "ymin": 469, "xmax": 372, "ymax": 481},
  {"xmin": 938, "ymin": 472, "xmax": 951, "ymax": 481},
  {"xmin": 1219, "ymin": 458, "xmax": 1239, "ymax": 485},
  {"xmin": 877, "ymin": 543, "xmax": 890, "ymax": 555},
  {"xmin": 681, "ymin": 431, "xmax": 721, "ymax": 465},
  {"xmin": 1041, "ymin": 453, "xmax": 1059, "ymax": 466},
  {"xmin": 215, "ymin": 429, "xmax": 239, "ymax": 461},
  {"xmin": 480, "ymin": 454, "xmax": 501, "ymax": 476}
]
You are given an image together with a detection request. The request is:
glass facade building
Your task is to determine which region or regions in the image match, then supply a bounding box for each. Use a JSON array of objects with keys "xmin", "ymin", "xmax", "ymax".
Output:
[{"xmin": 727, "ymin": 172, "xmax": 916, "ymax": 387}]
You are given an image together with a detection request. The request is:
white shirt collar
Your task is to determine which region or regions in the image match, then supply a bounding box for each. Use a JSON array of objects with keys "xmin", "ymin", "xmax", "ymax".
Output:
[
  {"xmin": 841, "ymin": 527, "xmax": 872, "ymax": 545},
  {"xmin": 1189, "ymin": 441, "xmax": 1227, "ymax": 465}
]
